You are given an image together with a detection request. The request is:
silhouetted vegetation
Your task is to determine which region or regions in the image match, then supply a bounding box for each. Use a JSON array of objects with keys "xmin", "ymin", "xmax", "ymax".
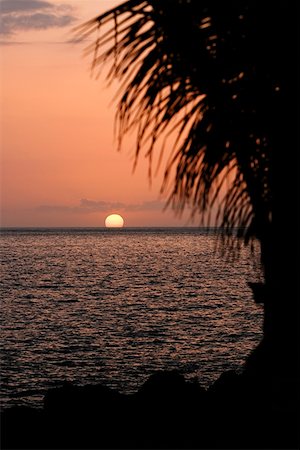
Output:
[
  {"xmin": 76, "ymin": 1, "xmax": 275, "ymax": 245},
  {"xmin": 73, "ymin": 0, "xmax": 299, "ymax": 375}
]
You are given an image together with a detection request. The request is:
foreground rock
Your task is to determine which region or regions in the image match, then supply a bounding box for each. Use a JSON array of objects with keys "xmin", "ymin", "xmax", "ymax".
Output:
[{"xmin": 1, "ymin": 370, "xmax": 298, "ymax": 449}]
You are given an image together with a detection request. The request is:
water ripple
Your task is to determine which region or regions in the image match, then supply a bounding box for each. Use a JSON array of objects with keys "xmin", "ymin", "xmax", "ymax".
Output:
[{"xmin": 0, "ymin": 229, "xmax": 264, "ymax": 409}]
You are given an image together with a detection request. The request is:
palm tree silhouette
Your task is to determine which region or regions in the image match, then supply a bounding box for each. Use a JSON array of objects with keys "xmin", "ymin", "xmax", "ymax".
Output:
[{"xmin": 75, "ymin": 1, "xmax": 294, "ymax": 376}]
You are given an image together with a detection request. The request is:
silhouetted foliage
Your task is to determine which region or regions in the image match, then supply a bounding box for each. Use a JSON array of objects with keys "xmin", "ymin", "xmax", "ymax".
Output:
[
  {"xmin": 74, "ymin": 2, "xmax": 299, "ymax": 375},
  {"xmin": 74, "ymin": 0, "xmax": 283, "ymax": 252}
]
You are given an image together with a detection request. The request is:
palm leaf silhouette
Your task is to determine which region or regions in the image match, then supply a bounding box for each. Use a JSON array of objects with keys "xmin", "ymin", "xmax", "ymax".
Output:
[{"xmin": 74, "ymin": 0, "xmax": 280, "ymax": 262}]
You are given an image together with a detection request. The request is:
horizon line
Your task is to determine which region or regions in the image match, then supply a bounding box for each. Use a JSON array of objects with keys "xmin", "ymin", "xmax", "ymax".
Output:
[{"xmin": 0, "ymin": 226, "xmax": 243, "ymax": 230}]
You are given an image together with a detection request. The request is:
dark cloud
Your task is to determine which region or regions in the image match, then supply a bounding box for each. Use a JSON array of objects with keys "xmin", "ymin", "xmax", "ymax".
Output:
[
  {"xmin": 126, "ymin": 200, "xmax": 165, "ymax": 212},
  {"xmin": 0, "ymin": 0, "xmax": 76, "ymax": 36},
  {"xmin": 36, "ymin": 199, "xmax": 165, "ymax": 215},
  {"xmin": 0, "ymin": 12, "xmax": 75, "ymax": 34},
  {"xmin": 0, "ymin": 0, "xmax": 52, "ymax": 14},
  {"xmin": 80, "ymin": 199, "xmax": 126, "ymax": 211}
]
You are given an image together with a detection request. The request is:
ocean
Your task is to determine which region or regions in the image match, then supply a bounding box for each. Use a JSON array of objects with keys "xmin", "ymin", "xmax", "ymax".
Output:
[{"xmin": 0, "ymin": 228, "xmax": 264, "ymax": 410}]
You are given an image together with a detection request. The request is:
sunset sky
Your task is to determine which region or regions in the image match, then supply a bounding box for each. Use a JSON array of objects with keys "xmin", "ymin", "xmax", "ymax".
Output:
[{"xmin": 1, "ymin": 0, "xmax": 214, "ymax": 227}]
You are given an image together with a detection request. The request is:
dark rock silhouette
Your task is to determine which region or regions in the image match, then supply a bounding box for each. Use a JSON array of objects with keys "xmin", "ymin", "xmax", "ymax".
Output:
[{"xmin": 1, "ymin": 369, "xmax": 298, "ymax": 449}]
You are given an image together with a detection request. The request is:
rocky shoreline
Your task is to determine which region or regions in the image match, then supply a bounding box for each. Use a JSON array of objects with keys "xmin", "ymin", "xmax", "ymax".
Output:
[{"xmin": 1, "ymin": 368, "xmax": 298, "ymax": 449}]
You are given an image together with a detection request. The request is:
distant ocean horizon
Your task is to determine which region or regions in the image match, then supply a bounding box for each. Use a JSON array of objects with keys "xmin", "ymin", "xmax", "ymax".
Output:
[
  {"xmin": 1, "ymin": 227, "xmax": 264, "ymax": 410},
  {"xmin": 1, "ymin": 226, "xmax": 221, "ymax": 230}
]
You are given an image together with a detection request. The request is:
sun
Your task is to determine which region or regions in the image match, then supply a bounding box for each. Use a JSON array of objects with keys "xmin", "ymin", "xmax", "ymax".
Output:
[{"xmin": 105, "ymin": 214, "xmax": 124, "ymax": 228}]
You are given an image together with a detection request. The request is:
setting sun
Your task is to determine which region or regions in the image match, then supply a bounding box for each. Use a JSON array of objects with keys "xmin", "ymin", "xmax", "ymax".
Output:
[{"xmin": 105, "ymin": 214, "xmax": 124, "ymax": 228}]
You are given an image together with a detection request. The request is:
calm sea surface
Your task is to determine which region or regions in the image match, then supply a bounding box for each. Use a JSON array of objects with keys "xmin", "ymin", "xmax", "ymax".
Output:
[{"xmin": 0, "ymin": 228, "xmax": 264, "ymax": 410}]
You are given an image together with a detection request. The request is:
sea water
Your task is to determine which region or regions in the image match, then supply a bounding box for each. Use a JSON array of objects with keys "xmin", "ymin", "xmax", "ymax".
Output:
[{"xmin": 0, "ymin": 228, "xmax": 264, "ymax": 409}]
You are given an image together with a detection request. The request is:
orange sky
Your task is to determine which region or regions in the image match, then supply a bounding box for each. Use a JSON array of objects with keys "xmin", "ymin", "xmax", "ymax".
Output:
[{"xmin": 0, "ymin": 0, "xmax": 217, "ymax": 227}]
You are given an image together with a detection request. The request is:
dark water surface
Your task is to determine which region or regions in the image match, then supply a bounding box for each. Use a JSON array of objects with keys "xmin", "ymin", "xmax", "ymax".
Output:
[{"xmin": 0, "ymin": 228, "xmax": 264, "ymax": 409}]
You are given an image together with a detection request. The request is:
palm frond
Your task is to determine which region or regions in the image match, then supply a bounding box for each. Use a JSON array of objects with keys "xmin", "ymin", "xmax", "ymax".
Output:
[{"xmin": 75, "ymin": 0, "xmax": 275, "ymax": 247}]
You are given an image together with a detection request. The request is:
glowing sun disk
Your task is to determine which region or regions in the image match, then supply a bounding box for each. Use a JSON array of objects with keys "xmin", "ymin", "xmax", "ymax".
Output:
[{"xmin": 105, "ymin": 214, "xmax": 124, "ymax": 228}]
